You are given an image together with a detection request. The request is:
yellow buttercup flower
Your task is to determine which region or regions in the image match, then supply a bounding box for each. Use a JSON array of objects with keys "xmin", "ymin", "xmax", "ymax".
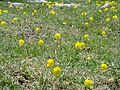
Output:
[
  {"xmin": 20, "ymin": 7, "xmax": 23, "ymax": 10},
  {"xmin": 75, "ymin": 42, "xmax": 85, "ymax": 49},
  {"xmin": 81, "ymin": 12, "xmax": 86, "ymax": 16},
  {"xmin": 38, "ymin": 39, "xmax": 44, "ymax": 46},
  {"xmin": 51, "ymin": 10, "xmax": 55, "ymax": 15},
  {"xmin": 84, "ymin": 34, "xmax": 89, "ymax": 40},
  {"xmin": 85, "ymin": 22, "xmax": 89, "ymax": 26},
  {"xmin": 0, "ymin": 21, "xmax": 6, "ymax": 26},
  {"xmin": 112, "ymin": 15, "xmax": 118, "ymax": 20},
  {"xmin": 84, "ymin": 79, "xmax": 92, "ymax": 88},
  {"xmin": 100, "ymin": 64, "xmax": 108, "ymax": 71},
  {"xmin": 55, "ymin": 33, "xmax": 61, "ymax": 39},
  {"xmin": 33, "ymin": 10, "xmax": 37, "ymax": 14},
  {"xmin": 35, "ymin": 27, "xmax": 40, "ymax": 31},
  {"xmin": 19, "ymin": 39, "xmax": 25, "ymax": 47},
  {"xmin": 26, "ymin": 4, "xmax": 29, "ymax": 7},
  {"xmin": 3, "ymin": 10, "xmax": 8, "ymax": 13},
  {"xmin": 106, "ymin": 18, "xmax": 110, "ymax": 22},
  {"xmin": 110, "ymin": 6, "xmax": 115, "ymax": 11},
  {"xmin": 89, "ymin": 17, "xmax": 94, "ymax": 21},
  {"xmin": 23, "ymin": 12, "xmax": 27, "ymax": 15},
  {"xmin": 16, "ymin": 6, "xmax": 19, "ymax": 9},
  {"xmin": 47, "ymin": 59, "xmax": 54, "ymax": 68},
  {"xmin": 104, "ymin": 8, "xmax": 108, "ymax": 11},
  {"xmin": 0, "ymin": 12, "xmax": 2, "ymax": 15},
  {"xmin": 0, "ymin": 9, "xmax": 2, "ymax": 12},
  {"xmin": 53, "ymin": 67, "xmax": 62, "ymax": 77},
  {"xmin": 101, "ymin": 31, "xmax": 106, "ymax": 36},
  {"xmin": 32, "ymin": 12, "xmax": 35, "ymax": 16},
  {"xmin": 13, "ymin": 18, "xmax": 18, "ymax": 22},
  {"xmin": 99, "ymin": 10, "xmax": 102, "ymax": 13},
  {"xmin": 73, "ymin": 5, "xmax": 78, "ymax": 9}
]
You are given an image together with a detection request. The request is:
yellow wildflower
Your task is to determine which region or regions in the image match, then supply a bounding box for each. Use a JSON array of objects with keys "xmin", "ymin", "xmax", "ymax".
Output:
[
  {"xmin": 13, "ymin": 18, "xmax": 18, "ymax": 22},
  {"xmin": 84, "ymin": 34, "xmax": 89, "ymax": 40},
  {"xmin": 84, "ymin": 79, "xmax": 93, "ymax": 88},
  {"xmin": 100, "ymin": 64, "xmax": 108, "ymax": 71},
  {"xmin": 0, "ymin": 21, "xmax": 6, "ymax": 26},
  {"xmin": 53, "ymin": 67, "xmax": 62, "ymax": 77},
  {"xmin": 55, "ymin": 33, "xmax": 61, "ymax": 39},
  {"xmin": 35, "ymin": 27, "xmax": 40, "ymax": 31},
  {"xmin": 23, "ymin": 12, "xmax": 27, "ymax": 15},
  {"xmin": 101, "ymin": 31, "xmax": 106, "ymax": 36},
  {"xmin": 85, "ymin": 22, "xmax": 89, "ymax": 26},
  {"xmin": 75, "ymin": 42, "xmax": 85, "ymax": 49},
  {"xmin": 51, "ymin": 10, "xmax": 55, "ymax": 15},
  {"xmin": 89, "ymin": 17, "xmax": 94, "ymax": 21},
  {"xmin": 38, "ymin": 39, "xmax": 44, "ymax": 46},
  {"xmin": 112, "ymin": 15, "xmax": 118, "ymax": 20},
  {"xmin": 106, "ymin": 18, "xmax": 110, "ymax": 22},
  {"xmin": 47, "ymin": 59, "xmax": 54, "ymax": 68},
  {"xmin": 19, "ymin": 39, "xmax": 25, "ymax": 47}
]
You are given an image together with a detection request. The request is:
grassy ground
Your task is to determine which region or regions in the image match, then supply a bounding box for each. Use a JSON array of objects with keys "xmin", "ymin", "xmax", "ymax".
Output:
[{"xmin": 0, "ymin": 0, "xmax": 120, "ymax": 90}]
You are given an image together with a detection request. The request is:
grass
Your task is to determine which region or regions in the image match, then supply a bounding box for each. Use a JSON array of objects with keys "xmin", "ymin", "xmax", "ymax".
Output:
[{"xmin": 0, "ymin": 0, "xmax": 120, "ymax": 90}]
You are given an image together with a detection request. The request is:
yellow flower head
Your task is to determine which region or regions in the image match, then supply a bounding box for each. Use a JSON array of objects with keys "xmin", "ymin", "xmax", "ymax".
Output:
[
  {"xmin": 53, "ymin": 67, "xmax": 62, "ymax": 77},
  {"xmin": 101, "ymin": 31, "xmax": 106, "ymax": 36},
  {"xmin": 75, "ymin": 42, "xmax": 85, "ymax": 49},
  {"xmin": 81, "ymin": 12, "xmax": 87, "ymax": 16},
  {"xmin": 110, "ymin": 6, "xmax": 115, "ymax": 11},
  {"xmin": 0, "ymin": 21, "xmax": 6, "ymax": 26},
  {"xmin": 33, "ymin": 10, "xmax": 37, "ymax": 13},
  {"xmin": 73, "ymin": 5, "xmax": 78, "ymax": 9},
  {"xmin": 84, "ymin": 79, "xmax": 92, "ymax": 88},
  {"xmin": 32, "ymin": 12, "xmax": 35, "ymax": 16},
  {"xmin": 51, "ymin": 10, "xmax": 55, "ymax": 15},
  {"xmin": 20, "ymin": 7, "xmax": 23, "ymax": 10},
  {"xmin": 13, "ymin": 18, "xmax": 18, "ymax": 22},
  {"xmin": 0, "ymin": 12, "xmax": 2, "ymax": 15},
  {"xmin": 84, "ymin": 34, "xmax": 89, "ymax": 40},
  {"xmin": 55, "ymin": 33, "xmax": 61, "ymax": 39},
  {"xmin": 85, "ymin": 22, "xmax": 89, "ymax": 26},
  {"xmin": 106, "ymin": 18, "xmax": 110, "ymax": 22},
  {"xmin": 35, "ymin": 27, "xmax": 40, "ymax": 31},
  {"xmin": 100, "ymin": 64, "xmax": 108, "ymax": 71},
  {"xmin": 112, "ymin": 15, "xmax": 118, "ymax": 20},
  {"xmin": 89, "ymin": 17, "xmax": 94, "ymax": 21},
  {"xmin": 0, "ymin": 9, "xmax": 2, "ymax": 12},
  {"xmin": 99, "ymin": 10, "xmax": 102, "ymax": 13},
  {"xmin": 26, "ymin": 4, "xmax": 29, "ymax": 7},
  {"xmin": 23, "ymin": 12, "xmax": 27, "ymax": 15},
  {"xmin": 104, "ymin": 8, "xmax": 108, "ymax": 11},
  {"xmin": 38, "ymin": 39, "xmax": 44, "ymax": 46},
  {"xmin": 19, "ymin": 39, "xmax": 25, "ymax": 47},
  {"xmin": 47, "ymin": 59, "xmax": 54, "ymax": 68},
  {"xmin": 16, "ymin": 6, "xmax": 19, "ymax": 9}
]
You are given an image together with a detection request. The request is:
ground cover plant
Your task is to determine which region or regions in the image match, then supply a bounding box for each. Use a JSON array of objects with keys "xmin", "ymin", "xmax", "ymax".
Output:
[{"xmin": 0, "ymin": 0, "xmax": 120, "ymax": 90}]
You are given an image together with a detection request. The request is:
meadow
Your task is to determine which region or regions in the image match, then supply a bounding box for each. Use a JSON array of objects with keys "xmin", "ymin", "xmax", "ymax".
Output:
[{"xmin": 0, "ymin": 0, "xmax": 120, "ymax": 90}]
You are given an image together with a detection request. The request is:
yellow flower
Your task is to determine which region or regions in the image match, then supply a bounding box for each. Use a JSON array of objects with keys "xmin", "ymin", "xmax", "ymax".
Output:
[
  {"xmin": 106, "ymin": 18, "xmax": 110, "ymax": 22},
  {"xmin": 110, "ymin": 6, "xmax": 115, "ymax": 11},
  {"xmin": 33, "ymin": 10, "xmax": 37, "ymax": 13},
  {"xmin": 75, "ymin": 42, "xmax": 85, "ymax": 49},
  {"xmin": 73, "ymin": 6, "xmax": 78, "ymax": 9},
  {"xmin": 16, "ymin": 6, "xmax": 19, "ymax": 9},
  {"xmin": 32, "ymin": 12, "xmax": 35, "ymax": 16},
  {"xmin": 3, "ymin": 10, "xmax": 8, "ymax": 13},
  {"xmin": 26, "ymin": 4, "xmax": 29, "ymax": 7},
  {"xmin": 84, "ymin": 79, "xmax": 92, "ymax": 88},
  {"xmin": 85, "ymin": 22, "xmax": 89, "ymax": 26},
  {"xmin": 0, "ymin": 12, "xmax": 2, "ymax": 15},
  {"xmin": 20, "ymin": 7, "xmax": 23, "ymax": 10},
  {"xmin": 0, "ymin": 21, "xmax": 6, "ymax": 26},
  {"xmin": 53, "ymin": 67, "xmax": 62, "ymax": 77},
  {"xmin": 84, "ymin": 34, "xmax": 89, "ymax": 40},
  {"xmin": 104, "ymin": 8, "xmax": 108, "ymax": 11},
  {"xmin": 35, "ymin": 27, "xmax": 40, "ymax": 31},
  {"xmin": 100, "ymin": 64, "xmax": 108, "ymax": 71},
  {"xmin": 19, "ymin": 39, "xmax": 25, "ymax": 47},
  {"xmin": 89, "ymin": 17, "xmax": 94, "ymax": 21},
  {"xmin": 112, "ymin": 15, "xmax": 118, "ymax": 20},
  {"xmin": 47, "ymin": 59, "xmax": 54, "ymax": 68},
  {"xmin": 51, "ymin": 10, "xmax": 55, "ymax": 15},
  {"xmin": 101, "ymin": 31, "xmax": 106, "ymax": 36},
  {"xmin": 81, "ymin": 12, "xmax": 86, "ymax": 16},
  {"xmin": 38, "ymin": 39, "xmax": 44, "ymax": 46},
  {"xmin": 13, "ymin": 18, "xmax": 18, "ymax": 22},
  {"xmin": 55, "ymin": 33, "xmax": 61, "ymax": 39},
  {"xmin": 23, "ymin": 12, "xmax": 27, "ymax": 15},
  {"xmin": 99, "ymin": 10, "xmax": 102, "ymax": 13},
  {"xmin": 0, "ymin": 9, "xmax": 2, "ymax": 12}
]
